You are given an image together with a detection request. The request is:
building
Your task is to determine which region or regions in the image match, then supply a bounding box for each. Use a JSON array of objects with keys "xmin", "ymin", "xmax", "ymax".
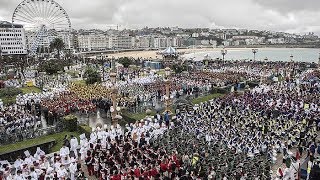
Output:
[
  {"xmin": 267, "ymin": 38, "xmax": 285, "ymax": 44},
  {"xmin": 57, "ymin": 31, "xmax": 73, "ymax": 50},
  {"xmin": 136, "ymin": 36, "xmax": 151, "ymax": 48},
  {"xmin": 0, "ymin": 21, "xmax": 27, "ymax": 56},
  {"xmin": 77, "ymin": 34, "xmax": 111, "ymax": 51},
  {"xmin": 116, "ymin": 35, "xmax": 135, "ymax": 49}
]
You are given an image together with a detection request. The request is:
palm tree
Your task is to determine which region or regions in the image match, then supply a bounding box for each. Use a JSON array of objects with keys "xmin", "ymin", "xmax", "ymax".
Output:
[{"xmin": 50, "ymin": 38, "xmax": 65, "ymax": 60}]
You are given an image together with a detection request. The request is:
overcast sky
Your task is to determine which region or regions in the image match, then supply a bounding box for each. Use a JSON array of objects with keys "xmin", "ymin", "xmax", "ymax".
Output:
[{"xmin": 1, "ymin": 0, "xmax": 320, "ymax": 35}]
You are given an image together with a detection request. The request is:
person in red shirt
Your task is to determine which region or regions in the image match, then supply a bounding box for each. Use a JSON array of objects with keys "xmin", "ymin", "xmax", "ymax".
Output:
[
  {"xmin": 141, "ymin": 168, "xmax": 150, "ymax": 180},
  {"xmin": 134, "ymin": 166, "xmax": 141, "ymax": 178},
  {"xmin": 160, "ymin": 160, "xmax": 168, "ymax": 173},
  {"xmin": 149, "ymin": 165, "xmax": 159, "ymax": 177}
]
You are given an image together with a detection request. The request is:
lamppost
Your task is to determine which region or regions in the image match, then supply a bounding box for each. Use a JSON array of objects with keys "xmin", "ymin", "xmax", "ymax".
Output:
[
  {"xmin": 264, "ymin": 57, "xmax": 268, "ymax": 83},
  {"xmin": 100, "ymin": 53, "xmax": 106, "ymax": 81},
  {"xmin": 221, "ymin": 47, "xmax": 227, "ymax": 62},
  {"xmin": 289, "ymin": 55, "xmax": 294, "ymax": 81},
  {"xmin": 318, "ymin": 52, "xmax": 320, "ymax": 69},
  {"xmin": 0, "ymin": 46, "xmax": 3, "ymax": 73},
  {"xmin": 164, "ymin": 67, "xmax": 172, "ymax": 114},
  {"xmin": 252, "ymin": 49, "xmax": 258, "ymax": 61},
  {"xmin": 109, "ymin": 72, "xmax": 121, "ymax": 126}
]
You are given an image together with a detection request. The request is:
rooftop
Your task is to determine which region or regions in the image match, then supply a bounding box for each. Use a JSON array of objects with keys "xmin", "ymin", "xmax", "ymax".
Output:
[{"xmin": 0, "ymin": 21, "xmax": 23, "ymax": 28}]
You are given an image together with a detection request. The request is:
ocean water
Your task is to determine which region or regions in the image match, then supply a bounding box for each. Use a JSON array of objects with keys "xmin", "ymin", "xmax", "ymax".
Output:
[{"xmin": 183, "ymin": 48, "xmax": 320, "ymax": 63}]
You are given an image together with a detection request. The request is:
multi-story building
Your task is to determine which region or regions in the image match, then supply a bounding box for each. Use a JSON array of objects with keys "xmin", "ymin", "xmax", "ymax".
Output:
[
  {"xmin": 267, "ymin": 38, "xmax": 285, "ymax": 44},
  {"xmin": 0, "ymin": 21, "xmax": 27, "ymax": 56},
  {"xmin": 136, "ymin": 36, "xmax": 151, "ymax": 48},
  {"xmin": 77, "ymin": 33, "xmax": 110, "ymax": 51},
  {"xmin": 116, "ymin": 36, "xmax": 135, "ymax": 49},
  {"xmin": 57, "ymin": 31, "xmax": 73, "ymax": 50}
]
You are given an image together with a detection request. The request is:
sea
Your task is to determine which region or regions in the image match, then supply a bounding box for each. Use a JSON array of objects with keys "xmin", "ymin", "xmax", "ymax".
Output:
[{"xmin": 182, "ymin": 48, "xmax": 320, "ymax": 63}]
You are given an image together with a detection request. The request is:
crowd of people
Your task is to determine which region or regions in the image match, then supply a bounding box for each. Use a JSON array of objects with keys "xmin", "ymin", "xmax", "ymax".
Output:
[
  {"xmin": 0, "ymin": 58, "xmax": 319, "ymax": 179},
  {"xmin": 0, "ymin": 103, "xmax": 41, "ymax": 144}
]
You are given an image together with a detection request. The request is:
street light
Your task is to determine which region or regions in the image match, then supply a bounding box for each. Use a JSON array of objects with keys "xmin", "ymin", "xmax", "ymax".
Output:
[
  {"xmin": 264, "ymin": 57, "xmax": 268, "ymax": 83},
  {"xmin": 318, "ymin": 52, "xmax": 320, "ymax": 69},
  {"xmin": 101, "ymin": 53, "xmax": 105, "ymax": 81},
  {"xmin": 288, "ymin": 55, "xmax": 294, "ymax": 81},
  {"xmin": 252, "ymin": 49, "xmax": 258, "ymax": 61},
  {"xmin": 164, "ymin": 67, "xmax": 171, "ymax": 114},
  {"xmin": 290, "ymin": 54, "xmax": 294, "ymax": 62},
  {"xmin": 221, "ymin": 47, "xmax": 227, "ymax": 62},
  {"xmin": 109, "ymin": 72, "xmax": 119, "ymax": 126}
]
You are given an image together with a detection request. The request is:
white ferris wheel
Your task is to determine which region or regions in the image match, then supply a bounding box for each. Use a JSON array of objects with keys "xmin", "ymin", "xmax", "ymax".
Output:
[{"xmin": 12, "ymin": 0, "xmax": 71, "ymax": 55}]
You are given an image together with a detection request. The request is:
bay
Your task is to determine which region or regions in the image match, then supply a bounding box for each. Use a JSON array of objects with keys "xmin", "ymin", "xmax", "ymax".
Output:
[{"xmin": 183, "ymin": 48, "xmax": 320, "ymax": 63}]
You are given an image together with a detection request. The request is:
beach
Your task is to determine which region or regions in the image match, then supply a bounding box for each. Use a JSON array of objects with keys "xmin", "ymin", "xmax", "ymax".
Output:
[
  {"xmin": 110, "ymin": 48, "xmax": 215, "ymax": 59},
  {"xmin": 109, "ymin": 47, "xmax": 318, "ymax": 62}
]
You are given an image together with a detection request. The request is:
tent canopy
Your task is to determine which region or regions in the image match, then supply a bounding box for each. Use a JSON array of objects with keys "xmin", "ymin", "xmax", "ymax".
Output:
[{"xmin": 162, "ymin": 47, "xmax": 177, "ymax": 55}]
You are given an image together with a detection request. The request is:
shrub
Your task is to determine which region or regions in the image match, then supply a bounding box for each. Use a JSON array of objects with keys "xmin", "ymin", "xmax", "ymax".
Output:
[
  {"xmin": 38, "ymin": 59, "xmax": 70, "ymax": 75},
  {"xmin": 63, "ymin": 114, "xmax": 78, "ymax": 132},
  {"xmin": 118, "ymin": 57, "xmax": 133, "ymax": 68},
  {"xmin": 78, "ymin": 125, "xmax": 92, "ymax": 137},
  {"xmin": 0, "ymin": 87, "xmax": 22, "ymax": 98},
  {"xmin": 84, "ymin": 68, "xmax": 101, "ymax": 85},
  {"xmin": 247, "ymin": 81, "xmax": 260, "ymax": 88}
]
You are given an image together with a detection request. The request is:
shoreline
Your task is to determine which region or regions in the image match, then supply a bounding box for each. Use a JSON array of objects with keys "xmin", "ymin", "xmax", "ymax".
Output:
[{"xmin": 109, "ymin": 47, "xmax": 320, "ymax": 59}]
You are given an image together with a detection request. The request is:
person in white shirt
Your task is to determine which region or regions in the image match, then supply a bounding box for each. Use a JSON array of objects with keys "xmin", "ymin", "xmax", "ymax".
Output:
[
  {"xmin": 59, "ymin": 144, "xmax": 70, "ymax": 158},
  {"xmin": 34, "ymin": 147, "xmax": 45, "ymax": 161},
  {"xmin": 69, "ymin": 159, "xmax": 77, "ymax": 180},
  {"xmin": 70, "ymin": 135, "xmax": 79, "ymax": 153},
  {"xmin": 29, "ymin": 167, "xmax": 38, "ymax": 180},
  {"xmin": 57, "ymin": 165, "xmax": 68, "ymax": 179}
]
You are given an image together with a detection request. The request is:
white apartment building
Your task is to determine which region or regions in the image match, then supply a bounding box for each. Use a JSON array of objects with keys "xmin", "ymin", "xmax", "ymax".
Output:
[
  {"xmin": 57, "ymin": 31, "xmax": 73, "ymax": 50},
  {"xmin": 0, "ymin": 21, "xmax": 27, "ymax": 56},
  {"xmin": 77, "ymin": 34, "xmax": 135, "ymax": 51},
  {"xmin": 267, "ymin": 38, "xmax": 285, "ymax": 44},
  {"xmin": 151, "ymin": 37, "xmax": 181, "ymax": 48},
  {"xmin": 136, "ymin": 36, "xmax": 151, "ymax": 48},
  {"xmin": 78, "ymin": 34, "xmax": 111, "ymax": 51},
  {"xmin": 116, "ymin": 36, "xmax": 135, "ymax": 49}
]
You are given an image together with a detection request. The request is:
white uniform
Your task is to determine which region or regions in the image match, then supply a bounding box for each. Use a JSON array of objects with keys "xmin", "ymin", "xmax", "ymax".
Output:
[
  {"xmin": 69, "ymin": 162, "xmax": 77, "ymax": 180},
  {"xmin": 70, "ymin": 137, "xmax": 79, "ymax": 152}
]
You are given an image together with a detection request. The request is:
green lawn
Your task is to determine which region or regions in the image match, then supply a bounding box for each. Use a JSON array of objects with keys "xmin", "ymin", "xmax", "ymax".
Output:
[
  {"xmin": 192, "ymin": 93, "xmax": 223, "ymax": 104},
  {"xmin": 0, "ymin": 131, "xmax": 81, "ymax": 154},
  {"xmin": 124, "ymin": 110, "xmax": 156, "ymax": 121},
  {"xmin": 1, "ymin": 96, "xmax": 16, "ymax": 105},
  {"xmin": 20, "ymin": 87, "xmax": 41, "ymax": 94},
  {"xmin": 72, "ymin": 80, "xmax": 86, "ymax": 85}
]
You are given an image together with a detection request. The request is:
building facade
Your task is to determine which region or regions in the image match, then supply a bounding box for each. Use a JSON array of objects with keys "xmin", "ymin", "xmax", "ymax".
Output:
[
  {"xmin": 0, "ymin": 21, "xmax": 27, "ymax": 56},
  {"xmin": 78, "ymin": 34, "xmax": 111, "ymax": 51}
]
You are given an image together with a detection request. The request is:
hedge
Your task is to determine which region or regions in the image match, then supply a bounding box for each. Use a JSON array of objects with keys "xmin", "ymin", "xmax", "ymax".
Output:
[
  {"xmin": 247, "ymin": 81, "xmax": 260, "ymax": 88},
  {"xmin": 210, "ymin": 87, "xmax": 230, "ymax": 94},
  {"xmin": 0, "ymin": 87, "xmax": 22, "ymax": 97},
  {"xmin": 63, "ymin": 114, "xmax": 78, "ymax": 132},
  {"xmin": 78, "ymin": 125, "xmax": 92, "ymax": 137}
]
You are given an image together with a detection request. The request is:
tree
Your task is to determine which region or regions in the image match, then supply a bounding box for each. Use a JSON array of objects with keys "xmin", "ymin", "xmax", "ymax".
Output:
[
  {"xmin": 50, "ymin": 38, "xmax": 65, "ymax": 60},
  {"xmin": 38, "ymin": 59, "xmax": 67, "ymax": 75},
  {"xmin": 118, "ymin": 57, "xmax": 133, "ymax": 68},
  {"xmin": 84, "ymin": 68, "xmax": 101, "ymax": 85},
  {"xmin": 172, "ymin": 64, "xmax": 187, "ymax": 74},
  {"xmin": 0, "ymin": 55, "xmax": 31, "ymax": 79}
]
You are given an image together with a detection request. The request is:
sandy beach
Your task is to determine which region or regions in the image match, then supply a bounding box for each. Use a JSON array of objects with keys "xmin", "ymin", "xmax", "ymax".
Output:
[
  {"xmin": 110, "ymin": 47, "xmax": 295, "ymax": 59},
  {"xmin": 110, "ymin": 48, "xmax": 216, "ymax": 59}
]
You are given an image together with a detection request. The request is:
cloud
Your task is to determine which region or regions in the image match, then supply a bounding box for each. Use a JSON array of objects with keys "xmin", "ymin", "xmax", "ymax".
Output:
[
  {"xmin": 0, "ymin": 0, "xmax": 320, "ymax": 35},
  {"xmin": 254, "ymin": 0, "xmax": 320, "ymax": 13}
]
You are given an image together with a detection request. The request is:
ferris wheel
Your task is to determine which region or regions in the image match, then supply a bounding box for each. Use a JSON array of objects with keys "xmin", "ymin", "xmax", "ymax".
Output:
[{"xmin": 12, "ymin": 0, "xmax": 71, "ymax": 55}]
